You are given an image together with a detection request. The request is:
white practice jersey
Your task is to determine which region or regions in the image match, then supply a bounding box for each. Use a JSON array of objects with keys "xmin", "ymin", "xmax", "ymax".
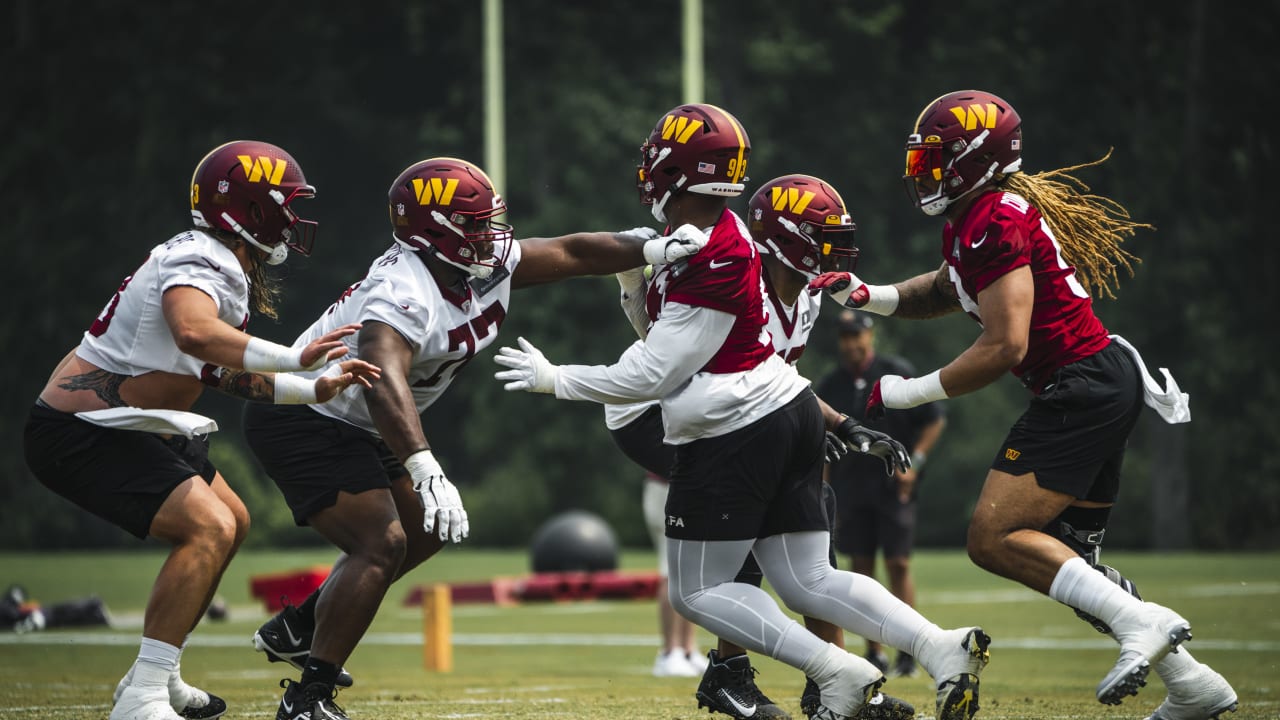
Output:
[
  {"xmin": 77, "ymin": 230, "xmax": 249, "ymax": 381},
  {"xmin": 602, "ymin": 266, "xmax": 821, "ymax": 431},
  {"xmin": 298, "ymin": 240, "xmax": 519, "ymax": 436}
]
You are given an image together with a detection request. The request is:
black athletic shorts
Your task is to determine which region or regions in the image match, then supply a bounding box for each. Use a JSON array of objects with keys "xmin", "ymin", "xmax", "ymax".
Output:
[
  {"xmin": 992, "ymin": 340, "xmax": 1143, "ymax": 503},
  {"xmin": 242, "ymin": 403, "xmax": 406, "ymax": 526},
  {"xmin": 23, "ymin": 402, "xmax": 216, "ymax": 539},
  {"xmin": 608, "ymin": 404, "xmax": 675, "ymax": 479},
  {"xmin": 735, "ymin": 481, "xmax": 839, "ymax": 586},
  {"xmin": 834, "ymin": 479, "xmax": 916, "ymax": 560},
  {"xmin": 665, "ymin": 390, "xmax": 827, "ymax": 542}
]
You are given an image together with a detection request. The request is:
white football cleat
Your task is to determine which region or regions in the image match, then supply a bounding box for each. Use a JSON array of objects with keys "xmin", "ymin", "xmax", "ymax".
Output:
[
  {"xmin": 115, "ymin": 665, "xmax": 227, "ymax": 719},
  {"xmin": 1098, "ymin": 602, "xmax": 1192, "ymax": 705},
  {"xmin": 1145, "ymin": 663, "xmax": 1238, "ymax": 720},
  {"xmin": 109, "ymin": 685, "xmax": 184, "ymax": 720},
  {"xmin": 918, "ymin": 627, "xmax": 991, "ymax": 720},
  {"xmin": 807, "ymin": 643, "xmax": 885, "ymax": 720}
]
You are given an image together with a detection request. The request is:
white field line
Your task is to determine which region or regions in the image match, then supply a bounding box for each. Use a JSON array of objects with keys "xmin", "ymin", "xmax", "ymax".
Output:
[{"xmin": 2, "ymin": 630, "xmax": 1278, "ymax": 652}]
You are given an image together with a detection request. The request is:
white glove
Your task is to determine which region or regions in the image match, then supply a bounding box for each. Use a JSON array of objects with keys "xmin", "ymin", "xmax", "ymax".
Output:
[
  {"xmin": 643, "ymin": 223, "xmax": 708, "ymax": 265},
  {"xmin": 404, "ymin": 450, "xmax": 469, "ymax": 543},
  {"xmin": 618, "ymin": 226, "xmax": 662, "ymax": 242},
  {"xmin": 493, "ymin": 336, "xmax": 559, "ymax": 393}
]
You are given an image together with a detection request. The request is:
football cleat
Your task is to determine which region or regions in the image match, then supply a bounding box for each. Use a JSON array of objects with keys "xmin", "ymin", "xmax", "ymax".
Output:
[
  {"xmin": 110, "ymin": 684, "xmax": 184, "ymax": 720},
  {"xmin": 695, "ymin": 650, "xmax": 791, "ymax": 719},
  {"xmin": 253, "ymin": 604, "xmax": 353, "ymax": 688},
  {"xmin": 921, "ymin": 627, "xmax": 991, "ymax": 720},
  {"xmin": 802, "ymin": 676, "xmax": 913, "ymax": 720},
  {"xmin": 114, "ymin": 665, "xmax": 226, "ymax": 719},
  {"xmin": 1145, "ymin": 663, "xmax": 1238, "ymax": 720},
  {"xmin": 276, "ymin": 679, "xmax": 349, "ymax": 720},
  {"xmin": 807, "ymin": 644, "xmax": 887, "ymax": 720},
  {"xmin": 1098, "ymin": 603, "xmax": 1192, "ymax": 705},
  {"xmin": 801, "ymin": 677, "xmax": 822, "ymax": 718}
]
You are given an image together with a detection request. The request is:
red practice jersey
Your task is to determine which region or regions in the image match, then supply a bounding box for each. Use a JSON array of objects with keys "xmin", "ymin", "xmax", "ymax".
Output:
[
  {"xmin": 646, "ymin": 208, "xmax": 774, "ymax": 374},
  {"xmin": 942, "ymin": 190, "xmax": 1110, "ymax": 393}
]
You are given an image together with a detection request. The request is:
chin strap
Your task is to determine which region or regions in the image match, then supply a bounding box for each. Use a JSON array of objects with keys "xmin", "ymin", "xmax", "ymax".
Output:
[
  {"xmin": 220, "ymin": 212, "xmax": 287, "ymax": 265},
  {"xmin": 407, "ymin": 234, "xmax": 493, "ymax": 279}
]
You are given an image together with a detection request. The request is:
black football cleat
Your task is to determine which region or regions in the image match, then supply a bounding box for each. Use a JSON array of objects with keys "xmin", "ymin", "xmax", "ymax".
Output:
[
  {"xmin": 695, "ymin": 650, "xmax": 791, "ymax": 720},
  {"xmin": 253, "ymin": 604, "xmax": 353, "ymax": 688}
]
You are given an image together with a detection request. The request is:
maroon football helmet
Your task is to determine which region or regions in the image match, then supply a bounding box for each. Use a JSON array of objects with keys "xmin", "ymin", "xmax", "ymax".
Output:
[
  {"xmin": 388, "ymin": 157, "xmax": 513, "ymax": 279},
  {"xmin": 904, "ymin": 90, "xmax": 1023, "ymax": 216},
  {"xmin": 636, "ymin": 103, "xmax": 751, "ymax": 222},
  {"xmin": 748, "ymin": 174, "xmax": 858, "ymax": 279},
  {"xmin": 190, "ymin": 140, "xmax": 316, "ymax": 265}
]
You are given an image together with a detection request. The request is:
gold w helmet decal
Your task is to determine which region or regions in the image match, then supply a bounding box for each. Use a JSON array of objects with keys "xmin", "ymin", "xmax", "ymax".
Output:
[
  {"xmin": 770, "ymin": 187, "xmax": 814, "ymax": 215},
  {"xmin": 661, "ymin": 115, "xmax": 703, "ymax": 144},
  {"xmin": 237, "ymin": 155, "xmax": 288, "ymax": 184},
  {"xmin": 411, "ymin": 177, "xmax": 459, "ymax": 206},
  {"xmin": 949, "ymin": 103, "xmax": 1000, "ymax": 131}
]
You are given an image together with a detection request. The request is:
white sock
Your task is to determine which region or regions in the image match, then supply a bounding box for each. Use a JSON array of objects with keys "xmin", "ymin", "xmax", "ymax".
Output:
[
  {"xmin": 1155, "ymin": 646, "xmax": 1199, "ymax": 684},
  {"xmin": 132, "ymin": 638, "xmax": 180, "ymax": 689},
  {"xmin": 1048, "ymin": 557, "xmax": 1139, "ymax": 626},
  {"xmin": 800, "ymin": 642, "xmax": 850, "ymax": 686}
]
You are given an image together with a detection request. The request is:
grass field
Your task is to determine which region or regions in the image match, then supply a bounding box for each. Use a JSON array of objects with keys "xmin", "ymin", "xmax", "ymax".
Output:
[{"xmin": 1, "ymin": 548, "xmax": 1276, "ymax": 719}]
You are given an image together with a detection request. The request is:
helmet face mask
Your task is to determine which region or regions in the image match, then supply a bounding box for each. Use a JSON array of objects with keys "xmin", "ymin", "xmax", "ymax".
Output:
[
  {"xmin": 388, "ymin": 158, "xmax": 513, "ymax": 279},
  {"xmin": 636, "ymin": 103, "xmax": 751, "ymax": 222},
  {"xmin": 903, "ymin": 90, "xmax": 1023, "ymax": 216},
  {"xmin": 748, "ymin": 174, "xmax": 858, "ymax": 279},
  {"xmin": 190, "ymin": 140, "xmax": 317, "ymax": 265}
]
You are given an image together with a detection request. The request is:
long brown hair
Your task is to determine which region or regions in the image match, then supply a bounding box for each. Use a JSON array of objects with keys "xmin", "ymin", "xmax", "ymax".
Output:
[{"xmin": 1000, "ymin": 149, "xmax": 1151, "ymax": 299}]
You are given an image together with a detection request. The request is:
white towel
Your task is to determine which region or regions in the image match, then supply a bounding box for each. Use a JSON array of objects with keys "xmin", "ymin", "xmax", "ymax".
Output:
[
  {"xmin": 75, "ymin": 407, "xmax": 219, "ymax": 438},
  {"xmin": 1109, "ymin": 335, "xmax": 1191, "ymax": 424}
]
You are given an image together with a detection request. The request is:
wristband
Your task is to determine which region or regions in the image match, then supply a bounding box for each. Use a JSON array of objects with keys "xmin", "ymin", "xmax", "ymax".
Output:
[
  {"xmin": 243, "ymin": 337, "xmax": 307, "ymax": 372},
  {"xmin": 856, "ymin": 284, "xmax": 901, "ymax": 316},
  {"xmin": 881, "ymin": 370, "xmax": 948, "ymax": 409},
  {"xmin": 404, "ymin": 449, "xmax": 442, "ymax": 488},
  {"xmin": 273, "ymin": 373, "xmax": 318, "ymax": 405}
]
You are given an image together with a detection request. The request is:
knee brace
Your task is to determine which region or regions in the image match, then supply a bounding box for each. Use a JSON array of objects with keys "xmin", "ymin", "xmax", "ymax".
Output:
[
  {"xmin": 1047, "ymin": 505, "xmax": 1110, "ymax": 566},
  {"xmin": 1046, "ymin": 506, "xmax": 1141, "ymax": 634}
]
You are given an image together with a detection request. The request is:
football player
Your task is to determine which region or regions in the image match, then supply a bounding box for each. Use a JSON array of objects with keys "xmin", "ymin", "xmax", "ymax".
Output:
[
  {"xmin": 242, "ymin": 156, "xmax": 708, "ymax": 720},
  {"xmin": 22, "ymin": 141, "xmax": 380, "ymax": 720},
  {"xmin": 606, "ymin": 173, "xmax": 912, "ymax": 719},
  {"xmin": 810, "ymin": 89, "xmax": 1236, "ymax": 718},
  {"xmin": 494, "ymin": 103, "xmax": 991, "ymax": 720}
]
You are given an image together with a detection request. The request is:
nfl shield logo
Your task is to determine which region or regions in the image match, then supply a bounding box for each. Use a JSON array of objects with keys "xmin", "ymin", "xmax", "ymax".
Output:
[
  {"xmin": 396, "ymin": 203, "xmax": 405, "ymax": 216},
  {"xmin": 217, "ymin": 180, "xmax": 230, "ymax": 194}
]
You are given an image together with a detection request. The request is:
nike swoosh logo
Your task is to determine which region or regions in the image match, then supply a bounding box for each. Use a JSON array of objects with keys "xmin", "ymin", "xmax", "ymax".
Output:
[
  {"xmin": 282, "ymin": 699, "xmax": 294, "ymax": 713},
  {"xmin": 720, "ymin": 689, "xmax": 756, "ymax": 717},
  {"xmin": 282, "ymin": 618, "xmax": 303, "ymax": 647},
  {"xmin": 201, "ymin": 258, "xmax": 221, "ymax": 272},
  {"xmin": 709, "ymin": 259, "xmax": 734, "ymax": 269},
  {"xmin": 971, "ymin": 232, "xmax": 988, "ymax": 248}
]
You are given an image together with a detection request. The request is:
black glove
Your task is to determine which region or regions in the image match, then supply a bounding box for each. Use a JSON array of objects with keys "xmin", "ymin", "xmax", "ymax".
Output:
[
  {"xmin": 823, "ymin": 431, "xmax": 849, "ymax": 464},
  {"xmin": 834, "ymin": 415, "xmax": 911, "ymax": 476}
]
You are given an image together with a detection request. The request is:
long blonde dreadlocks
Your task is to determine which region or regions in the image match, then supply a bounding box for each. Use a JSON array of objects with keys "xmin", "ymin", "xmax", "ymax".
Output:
[{"xmin": 999, "ymin": 149, "xmax": 1150, "ymax": 299}]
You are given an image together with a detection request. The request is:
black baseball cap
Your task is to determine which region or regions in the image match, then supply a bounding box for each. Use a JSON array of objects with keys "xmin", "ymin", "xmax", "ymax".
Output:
[{"xmin": 836, "ymin": 309, "xmax": 874, "ymax": 335}]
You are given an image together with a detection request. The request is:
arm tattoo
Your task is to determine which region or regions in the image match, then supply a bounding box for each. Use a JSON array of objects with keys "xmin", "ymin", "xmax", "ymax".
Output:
[
  {"xmin": 58, "ymin": 370, "xmax": 127, "ymax": 407},
  {"xmin": 215, "ymin": 369, "xmax": 275, "ymax": 402},
  {"xmin": 893, "ymin": 264, "xmax": 962, "ymax": 319}
]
